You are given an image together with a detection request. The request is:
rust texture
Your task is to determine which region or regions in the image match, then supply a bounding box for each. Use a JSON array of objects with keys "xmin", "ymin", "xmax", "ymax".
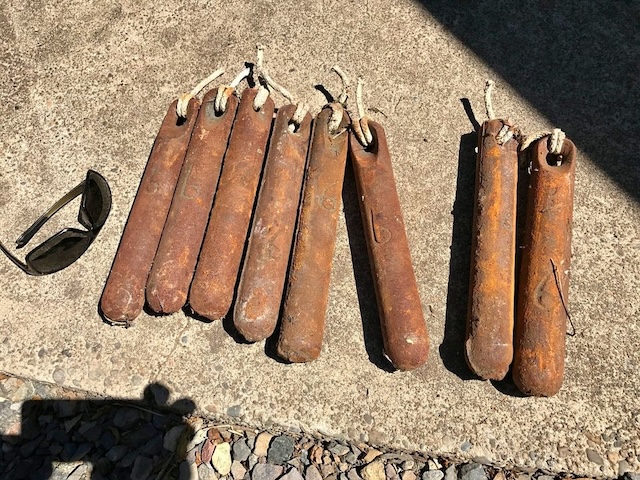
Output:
[
  {"xmin": 349, "ymin": 121, "xmax": 429, "ymax": 371},
  {"xmin": 145, "ymin": 91, "xmax": 239, "ymax": 314},
  {"xmin": 189, "ymin": 89, "xmax": 275, "ymax": 321},
  {"xmin": 513, "ymin": 137, "xmax": 576, "ymax": 397},
  {"xmin": 233, "ymin": 104, "xmax": 312, "ymax": 342},
  {"xmin": 100, "ymin": 98, "xmax": 199, "ymax": 325},
  {"xmin": 277, "ymin": 106, "xmax": 350, "ymax": 362},
  {"xmin": 465, "ymin": 119, "xmax": 519, "ymax": 380}
]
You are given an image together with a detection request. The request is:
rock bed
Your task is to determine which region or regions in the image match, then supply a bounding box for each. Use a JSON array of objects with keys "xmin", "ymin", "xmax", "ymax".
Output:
[{"xmin": 0, "ymin": 373, "xmax": 630, "ymax": 480}]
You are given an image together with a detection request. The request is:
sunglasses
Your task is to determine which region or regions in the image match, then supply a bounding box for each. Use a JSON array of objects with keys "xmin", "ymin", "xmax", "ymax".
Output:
[{"xmin": 0, "ymin": 170, "xmax": 112, "ymax": 276}]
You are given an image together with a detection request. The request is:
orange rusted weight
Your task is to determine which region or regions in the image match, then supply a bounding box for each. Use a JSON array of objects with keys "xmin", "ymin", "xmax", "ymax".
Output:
[
  {"xmin": 233, "ymin": 104, "xmax": 312, "ymax": 342},
  {"xmin": 465, "ymin": 119, "xmax": 519, "ymax": 380},
  {"xmin": 145, "ymin": 91, "xmax": 239, "ymax": 314},
  {"xmin": 100, "ymin": 99, "xmax": 199, "ymax": 325},
  {"xmin": 276, "ymin": 106, "xmax": 350, "ymax": 362},
  {"xmin": 513, "ymin": 136, "xmax": 576, "ymax": 397},
  {"xmin": 189, "ymin": 88, "xmax": 275, "ymax": 320},
  {"xmin": 349, "ymin": 121, "xmax": 429, "ymax": 371}
]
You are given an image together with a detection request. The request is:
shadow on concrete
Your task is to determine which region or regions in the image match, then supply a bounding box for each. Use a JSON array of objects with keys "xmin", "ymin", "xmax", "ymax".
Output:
[
  {"xmin": 342, "ymin": 158, "xmax": 395, "ymax": 373},
  {"xmin": 0, "ymin": 383, "xmax": 195, "ymax": 479},
  {"xmin": 440, "ymin": 126, "xmax": 477, "ymax": 380},
  {"xmin": 416, "ymin": 0, "xmax": 640, "ymax": 203}
]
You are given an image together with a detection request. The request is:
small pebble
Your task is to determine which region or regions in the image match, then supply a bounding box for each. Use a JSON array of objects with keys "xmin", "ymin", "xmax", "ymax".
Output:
[
  {"xmin": 106, "ymin": 445, "xmax": 129, "ymax": 463},
  {"xmin": 444, "ymin": 465, "xmax": 456, "ymax": 480},
  {"xmin": 198, "ymin": 463, "xmax": 218, "ymax": 480},
  {"xmin": 459, "ymin": 464, "xmax": 487, "ymax": 480},
  {"xmin": 267, "ymin": 435, "xmax": 295, "ymax": 465},
  {"xmin": 164, "ymin": 425, "xmax": 187, "ymax": 452},
  {"xmin": 131, "ymin": 456, "xmax": 154, "ymax": 480},
  {"xmin": 322, "ymin": 464, "xmax": 337, "ymax": 477},
  {"xmin": 252, "ymin": 463, "xmax": 284, "ymax": 480},
  {"xmin": 202, "ymin": 439, "xmax": 216, "ymax": 464},
  {"xmin": 363, "ymin": 449, "xmax": 382, "ymax": 464},
  {"xmin": 212, "ymin": 442, "xmax": 232, "ymax": 476},
  {"xmin": 254, "ymin": 432, "xmax": 273, "ymax": 457},
  {"xmin": 233, "ymin": 438, "xmax": 252, "ymax": 462},
  {"xmin": 385, "ymin": 463, "xmax": 397, "ymax": 478},
  {"xmin": 329, "ymin": 441, "xmax": 351, "ymax": 457},
  {"xmin": 402, "ymin": 472, "xmax": 416, "ymax": 480},
  {"xmin": 306, "ymin": 465, "xmax": 323, "ymax": 480},
  {"xmin": 231, "ymin": 460, "xmax": 247, "ymax": 480},
  {"xmin": 348, "ymin": 469, "xmax": 363, "ymax": 480},
  {"xmin": 280, "ymin": 467, "xmax": 304, "ymax": 480},
  {"xmin": 361, "ymin": 461, "xmax": 385, "ymax": 480},
  {"xmin": 422, "ymin": 471, "xmax": 444, "ymax": 480}
]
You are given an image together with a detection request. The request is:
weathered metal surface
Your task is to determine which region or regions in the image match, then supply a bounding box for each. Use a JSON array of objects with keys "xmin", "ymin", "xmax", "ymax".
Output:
[
  {"xmin": 277, "ymin": 106, "xmax": 350, "ymax": 362},
  {"xmin": 465, "ymin": 119, "xmax": 519, "ymax": 380},
  {"xmin": 100, "ymin": 98, "xmax": 199, "ymax": 325},
  {"xmin": 188, "ymin": 88, "xmax": 275, "ymax": 321},
  {"xmin": 145, "ymin": 91, "xmax": 239, "ymax": 314},
  {"xmin": 233, "ymin": 104, "xmax": 312, "ymax": 342},
  {"xmin": 349, "ymin": 121, "xmax": 429, "ymax": 371},
  {"xmin": 513, "ymin": 137, "xmax": 576, "ymax": 397}
]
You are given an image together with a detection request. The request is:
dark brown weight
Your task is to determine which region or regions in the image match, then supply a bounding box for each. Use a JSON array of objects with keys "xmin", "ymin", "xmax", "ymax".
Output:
[
  {"xmin": 233, "ymin": 104, "xmax": 312, "ymax": 342},
  {"xmin": 276, "ymin": 106, "xmax": 350, "ymax": 362},
  {"xmin": 465, "ymin": 119, "xmax": 518, "ymax": 380},
  {"xmin": 513, "ymin": 137, "xmax": 576, "ymax": 397},
  {"xmin": 100, "ymin": 98, "xmax": 199, "ymax": 325},
  {"xmin": 349, "ymin": 121, "xmax": 429, "ymax": 371},
  {"xmin": 189, "ymin": 88, "xmax": 275, "ymax": 320},
  {"xmin": 145, "ymin": 91, "xmax": 239, "ymax": 314}
]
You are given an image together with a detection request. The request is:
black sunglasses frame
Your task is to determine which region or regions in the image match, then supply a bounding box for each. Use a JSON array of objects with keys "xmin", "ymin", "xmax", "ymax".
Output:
[{"xmin": 0, "ymin": 170, "xmax": 112, "ymax": 276}]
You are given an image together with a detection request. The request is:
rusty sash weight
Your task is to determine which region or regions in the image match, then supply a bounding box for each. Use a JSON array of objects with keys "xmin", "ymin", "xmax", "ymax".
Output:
[
  {"xmin": 100, "ymin": 69, "xmax": 226, "ymax": 326},
  {"xmin": 146, "ymin": 67, "xmax": 250, "ymax": 315},
  {"xmin": 277, "ymin": 67, "xmax": 351, "ymax": 363},
  {"xmin": 347, "ymin": 77, "xmax": 429, "ymax": 371},
  {"xmin": 189, "ymin": 87, "xmax": 276, "ymax": 322},
  {"xmin": 232, "ymin": 46, "xmax": 313, "ymax": 342},
  {"xmin": 513, "ymin": 132, "xmax": 576, "ymax": 397},
  {"xmin": 465, "ymin": 81, "xmax": 519, "ymax": 381}
]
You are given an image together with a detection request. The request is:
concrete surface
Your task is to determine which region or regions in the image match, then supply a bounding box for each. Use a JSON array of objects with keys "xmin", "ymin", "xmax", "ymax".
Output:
[{"xmin": 1, "ymin": 0, "xmax": 639, "ymax": 478}]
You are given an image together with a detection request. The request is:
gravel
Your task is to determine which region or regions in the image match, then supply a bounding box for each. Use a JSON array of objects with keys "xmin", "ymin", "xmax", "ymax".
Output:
[{"xmin": 0, "ymin": 373, "xmax": 620, "ymax": 480}]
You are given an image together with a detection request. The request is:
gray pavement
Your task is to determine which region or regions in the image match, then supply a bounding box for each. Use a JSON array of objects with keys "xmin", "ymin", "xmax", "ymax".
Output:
[{"xmin": 1, "ymin": 1, "xmax": 639, "ymax": 478}]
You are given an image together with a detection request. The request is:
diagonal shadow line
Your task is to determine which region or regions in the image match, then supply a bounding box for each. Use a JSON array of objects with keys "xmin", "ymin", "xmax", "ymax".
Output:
[{"xmin": 416, "ymin": 0, "xmax": 640, "ymax": 203}]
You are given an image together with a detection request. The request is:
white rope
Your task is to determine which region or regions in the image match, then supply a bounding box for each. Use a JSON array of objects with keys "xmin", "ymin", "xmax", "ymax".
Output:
[
  {"xmin": 324, "ymin": 65, "xmax": 350, "ymax": 134},
  {"xmin": 495, "ymin": 124, "xmax": 514, "ymax": 145},
  {"xmin": 347, "ymin": 77, "xmax": 373, "ymax": 147},
  {"xmin": 176, "ymin": 67, "xmax": 226, "ymax": 118},
  {"xmin": 520, "ymin": 128, "xmax": 566, "ymax": 154},
  {"xmin": 484, "ymin": 79, "xmax": 496, "ymax": 120},
  {"xmin": 290, "ymin": 103, "xmax": 309, "ymax": 132},
  {"xmin": 253, "ymin": 45, "xmax": 306, "ymax": 130},
  {"xmin": 214, "ymin": 66, "xmax": 251, "ymax": 114},
  {"xmin": 549, "ymin": 128, "xmax": 566, "ymax": 155},
  {"xmin": 331, "ymin": 65, "xmax": 349, "ymax": 105},
  {"xmin": 327, "ymin": 103, "xmax": 345, "ymax": 134},
  {"xmin": 253, "ymin": 86, "xmax": 270, "ymax": 111}
]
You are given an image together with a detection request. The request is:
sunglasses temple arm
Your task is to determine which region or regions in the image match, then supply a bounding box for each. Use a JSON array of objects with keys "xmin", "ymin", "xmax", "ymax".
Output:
[
  {"xmin": 16, "ymin": 182, "xmax": 85, "ymax": 249},
  {"xmin": 0, "ymin": 241, "xmax": 40, "ymax": 276}
]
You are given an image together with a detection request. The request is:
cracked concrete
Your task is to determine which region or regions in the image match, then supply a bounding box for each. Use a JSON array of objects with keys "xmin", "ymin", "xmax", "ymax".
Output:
[{"xmin": 0, "ymin": 0, "xmax": 639, "ymax": 478}]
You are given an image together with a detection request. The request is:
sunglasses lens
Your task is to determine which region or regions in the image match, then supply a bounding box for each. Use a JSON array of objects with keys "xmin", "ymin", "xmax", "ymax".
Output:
[
  {"xmin": 80, "ymin": 171, "xmax": 112, "ymax": 231},
  {"xmin": 26, "ymin": 230, "xmax": 92, "ymax": 275}
]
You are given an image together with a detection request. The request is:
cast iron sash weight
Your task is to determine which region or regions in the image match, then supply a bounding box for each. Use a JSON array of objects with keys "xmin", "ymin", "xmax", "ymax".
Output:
[{"xmin": 349, "ymin": 121, "xmax": 429, "ymax": 371}]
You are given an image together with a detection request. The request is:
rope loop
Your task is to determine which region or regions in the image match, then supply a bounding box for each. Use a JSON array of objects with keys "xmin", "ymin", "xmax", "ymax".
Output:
[
  {"xmin": 176, "ymin": 67, "xmax": 225, "ymax": 119},
  {"xmin": 346, "ymin": 76, "xmax": 373, "ymax": 147},
  {"xmin": 214, "ymin": 66, "xmax": 251, "ymax": 114},
  {"xmin": 253, "ymin": 45, "xmax": 306, "ymax": 131}
]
